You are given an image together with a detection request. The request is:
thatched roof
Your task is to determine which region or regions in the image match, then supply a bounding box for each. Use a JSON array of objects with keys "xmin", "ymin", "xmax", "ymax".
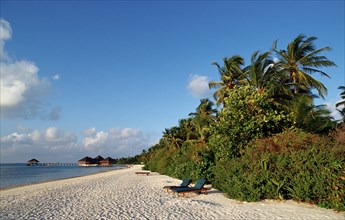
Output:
[
  {"xmin": 78, "ymin": 156, "xmax": 94, "ymax": 162},
  {"xmin": 78, "ymin": 155, "xmax": 116, "ymax": 164},
  {"xmin": 27, "ymin": 158, "xmax": 39, "ymax": 163},
  {"xmin": 100, "ymin": 157, "xmax": 115, "ymax": 163},
  {"xmin": 93, "ymin": 155, "xmax": 104, "ymax": 161}
]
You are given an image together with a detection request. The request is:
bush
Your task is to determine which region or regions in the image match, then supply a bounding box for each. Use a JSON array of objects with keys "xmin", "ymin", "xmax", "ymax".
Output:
[
  {"xmin": 216, "ymin": 129, "xmax": 345, "ymax": 211},
  {"xmin": 208, "ymin": 85, "xmax": 294, "ymax": 161}
]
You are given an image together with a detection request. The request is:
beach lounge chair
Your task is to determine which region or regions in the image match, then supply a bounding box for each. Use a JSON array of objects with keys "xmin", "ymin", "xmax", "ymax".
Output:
[
  {"xmin": 163, "ymin": 179, "xmax": 192, "ymax": 192},
  {"xmin": 135, "ymin": 171, "xmax": 150, "ymax": 175},
  {"xmin": 171, "ymin": 178, "xmax": 209, "ymax": 197}
]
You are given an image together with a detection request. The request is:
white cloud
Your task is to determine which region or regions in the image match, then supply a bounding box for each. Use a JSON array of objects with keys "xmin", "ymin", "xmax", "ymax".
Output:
[
  {"xmin": 1, "ymin": 126, "xmax": 154, "ymax": 163},
  {"xmin": 0, "ymin": 127, "xmax": 78, "ymax": 163},
  {"xmin": 324, "ymin": 100, "xmax": 343, "ymax": 121},
  {"xmin": 0, "ymin": 18, "xmax": 12, "ymax": 61},
  {"xmin": 82, "ymin": 131, "xmax": 108, "ymax": 151},
  {"xmin": 45, "ymin": 127, "xmax": 59, "ymax": 140},
  {"xmin": 1, "ymin": 61, "xmax": 47, "ymax": 106},
  {"xmin": 0, "ymin": 18, "xmax": 60, "ymax": 120},
  {"xmin": 82, "ymin": 127, "xmax": 150, "ymax": 157},
  {"xmin": 83, "ymin": 127, "xmax": 97, "ymax": 136},
  {"xmin": 187, "ymin": 74, "xmax": 212, "ymax": 98}
]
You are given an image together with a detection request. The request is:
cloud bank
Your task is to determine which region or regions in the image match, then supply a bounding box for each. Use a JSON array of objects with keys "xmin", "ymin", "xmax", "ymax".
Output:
[
  {"xmin": 187, "ymin": 74, "xmax": 212, "ymax": 98},
  {"xmin": 1, "ymin": 127, "xmax": 153, "ymax": 163},
  {"xmin": 0, "ymin": 18, "xmax": 60, "ymax": 120},
  {"xmin": 82, "ymin": 127, "xmax": 150, "ymax": 156},
  {"xmin": 1, "ymin": 127, "xmax": 79, "ymax": 163}
]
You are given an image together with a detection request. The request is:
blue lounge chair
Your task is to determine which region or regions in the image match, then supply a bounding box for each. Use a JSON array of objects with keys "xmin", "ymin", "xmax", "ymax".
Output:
[
  {"xmin": 163, "ymin": 179, "xmax": 192, "ymax": 192},
  {"xmin": 171, "ymin": 178, "xmax": 209, "ymax": 196}
]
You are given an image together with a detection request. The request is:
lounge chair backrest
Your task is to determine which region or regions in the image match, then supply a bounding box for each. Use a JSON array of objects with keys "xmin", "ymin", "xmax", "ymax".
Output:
[
  {"xmin": 181, "ymin": 179, "xmax": 192, "ymax": 187},
  {"xmin": 194, "ymin": 178, "xmax": 206, "ymax": 190}
]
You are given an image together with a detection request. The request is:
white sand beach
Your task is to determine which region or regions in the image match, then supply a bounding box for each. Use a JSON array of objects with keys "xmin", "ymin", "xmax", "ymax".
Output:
[{"xmin": 0, "ymin": 165, "xmax": 343, "ymax": 220}]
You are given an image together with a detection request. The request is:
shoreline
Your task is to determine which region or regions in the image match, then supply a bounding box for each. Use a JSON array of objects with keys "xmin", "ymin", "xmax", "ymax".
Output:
[
  {"xmin": 0, "ymin": 165, "xmax": 127, "ymax": 192},
  {"xmin": 0, "ymin": 164, "xmax": 127, "ymax": 191},
  {"xmin": 1, "ymin": 165, "xmax": 343, "ymax": 219}
]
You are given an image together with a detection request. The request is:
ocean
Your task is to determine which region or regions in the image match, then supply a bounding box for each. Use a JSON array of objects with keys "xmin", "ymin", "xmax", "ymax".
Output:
[{"xmin": 0, "ymin": 163, "xmax": 126, "ymax": 190}]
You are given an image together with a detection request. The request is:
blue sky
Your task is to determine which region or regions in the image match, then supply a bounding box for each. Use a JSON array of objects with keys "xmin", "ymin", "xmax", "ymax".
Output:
[{"xmin": 1, "ymin": 1, "xmax": 344, "ymax": 163}]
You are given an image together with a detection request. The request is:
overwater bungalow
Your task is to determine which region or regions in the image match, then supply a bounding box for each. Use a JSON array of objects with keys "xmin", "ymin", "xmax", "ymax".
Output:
[
  {"xmin": 78, "ymin": 156, "xmax": 96, "ymax": 166},
  {"xmin": 93, "ymin": 155, "xmax": 104, "ymax": 164},
  {"xmin": 78, "ymin": 155, "xmax": 109, "ymax": 166},
  {"xmin": 27, "ymin": 158, "xmax": 39, "ymax": 166},
  {"xmin": 100, "ymin": 157, "xmax": 116, "ymax": 166}
]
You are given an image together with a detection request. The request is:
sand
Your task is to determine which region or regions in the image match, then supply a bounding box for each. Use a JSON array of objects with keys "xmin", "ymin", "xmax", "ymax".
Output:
[{"xmin": 0, "ymin": 165, "xmax": 343, "ymax": 220}]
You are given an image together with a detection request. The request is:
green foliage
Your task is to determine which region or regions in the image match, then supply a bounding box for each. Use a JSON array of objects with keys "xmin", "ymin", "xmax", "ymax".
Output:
[
  {"xmin": 143, "ymin": 142, "xmax": 177, "ymax": 174},
  {"xmin": 209, "ymin": 85, "xmax": 294, "ymax": 160},
  {"xmin": 138, "ymin": 35, "xmax": 342, "ymax": 212},
  {"xmin": 291, "ymin": 95, "xmax": 336, "ymax": 134},
  {"xmin": 215, "ymin": 129, "xmax": 345, "ymax": 211}
]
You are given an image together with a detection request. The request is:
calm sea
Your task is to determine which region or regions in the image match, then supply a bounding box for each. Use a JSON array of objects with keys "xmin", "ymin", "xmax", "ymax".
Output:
[{"xmin": 0, "ymin": 163, "xmax": 126, "ymax": 190}]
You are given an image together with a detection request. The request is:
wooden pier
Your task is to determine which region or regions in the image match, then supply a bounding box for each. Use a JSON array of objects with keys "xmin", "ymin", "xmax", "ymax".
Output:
[{"xmin": 27, "ymin": 163, "xmax": 78, "ymax": 166}]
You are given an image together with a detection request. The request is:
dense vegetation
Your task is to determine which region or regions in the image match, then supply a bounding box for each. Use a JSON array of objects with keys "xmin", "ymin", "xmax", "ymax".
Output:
[{"xmin": 136, "ymin": 35, "xmax": 345, "ymax": 211}]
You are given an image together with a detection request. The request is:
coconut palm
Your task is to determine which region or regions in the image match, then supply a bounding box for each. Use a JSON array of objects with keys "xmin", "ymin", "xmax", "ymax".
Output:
[
  {"xmin": 243, "ymin": 50, "xmax": 286, "ymax": 94},
  {"xmin": 189, "ymin": 99, "xmax": 217, "ymax": 124},
  {"xmin": 162, "ymin": 126, "xmax": 183, "ymax": 149},
  {"xmin": 178, "ymin": 118, "xmax": 197, "ymax": 141},
  {"xmin": 291, "ymin": 95, "xmax": 336, "ymax": 134},
  {"xmin": 336, "ymin": 86, "xmax": 345, "ymax": 108},
  {"xmin": 242, "ymin": 50, "xmax": 297, "ymax": 112},
  {"xmin": 208, "ymin": 55, "xmax": 245, "ymax": 106},
  {"xmin": 189, "ymin": 99, "xmax": 217, "ymax": 146},
  {"xmin": 336, "ymin": 86, "xmax": 345, "ymax": 123},
  {"xmin": 273, "ymin": 34, "xmax": 336, "ymax": 99}
]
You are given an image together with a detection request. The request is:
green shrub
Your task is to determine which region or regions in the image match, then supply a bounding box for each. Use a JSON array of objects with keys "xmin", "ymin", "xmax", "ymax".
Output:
[
  {"xmin": 216, "ymin": 129, "xmax": 345, "ymax": 211},
  {"xmin": 208, "ymin": 85, "xmax": 294, "ymax": 161}
]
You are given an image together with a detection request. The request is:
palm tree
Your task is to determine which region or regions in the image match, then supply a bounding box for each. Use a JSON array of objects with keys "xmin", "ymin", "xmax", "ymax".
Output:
[
  {"xmin": 244, "ymin": 50, "xmax": 283, "ymax": 94},
  {"xmin": 273, "ymin": 34, "xmax": 336, "ymax": 99},
  {"xmin": 243, "ymin": 50, "xmax": 297, "ymax": 112},
  {"xmin": 189, "ymin": 99, "xmax": 217, "ymax": 146},
  {"xmin": 336, "ymin": 86, "xmax": 345, "ymax": 108},
  {"xmin": 336, "ymin": 86, "xmax": 345, "ymax": 123},
  {"xmin": 162, "ymin": 126, "xmax": 183, "ymax": 149},
  {"xmin": 292, "ymin": 95, "xmax": 336, "ymax": 134},
  {"xmin": 208, "ymin": 55, "xmax": 245, "ymax": 106},
  {"xmin": 178, "ymin": 118, "xmax": 197, "ymax": 141}
]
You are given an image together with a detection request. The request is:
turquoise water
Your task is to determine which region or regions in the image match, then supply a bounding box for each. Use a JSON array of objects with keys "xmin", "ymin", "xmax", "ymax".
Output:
[{"xmin": 0, "ymin": 163, "xmax": 126, "ymax": 189}]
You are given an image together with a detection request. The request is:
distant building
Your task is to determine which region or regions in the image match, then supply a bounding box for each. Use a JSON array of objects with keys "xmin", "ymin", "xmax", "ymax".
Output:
[
  {"xmin": 78, "ymin": 155, "xmax": 116, "ymax": 166},
  {"xmin": 93, "ymin": 155, "xmax": 104, "ymax": 164},
  {"xmin": 100, "ymin": 157, "xmax": 116, "ymax": 166},
  {"xmin": 27, "ymin": 158, "xmax": 39, "ymax": 166},
  {"xmin": 78, "ymin": 156, "xmax": 96, "ymax": 166}
]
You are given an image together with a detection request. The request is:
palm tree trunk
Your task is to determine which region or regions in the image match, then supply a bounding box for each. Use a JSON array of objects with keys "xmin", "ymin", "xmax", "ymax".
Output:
[{"xmin": 292, "ymin": 71, "xmax": 298, "ymax": 93}]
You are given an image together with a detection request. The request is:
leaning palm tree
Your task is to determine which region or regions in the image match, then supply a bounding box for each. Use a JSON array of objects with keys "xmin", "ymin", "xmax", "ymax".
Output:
[
  {"xmin": 208, "ymin": 55, "xmax": 245, "ymax": 106},
  {"xmin": 273, "ymin": 34, "xmax": 336, "ymax": 99}
]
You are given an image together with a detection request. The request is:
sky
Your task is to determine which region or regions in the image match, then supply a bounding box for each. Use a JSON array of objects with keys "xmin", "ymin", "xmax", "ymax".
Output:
[{"xmin": 1, "ymin": 0, "xmax": 344, "ymax": 163}]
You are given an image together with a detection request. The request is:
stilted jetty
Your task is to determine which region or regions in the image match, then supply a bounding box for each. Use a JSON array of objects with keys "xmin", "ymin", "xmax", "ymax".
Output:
[
  {"xmin": 26, "ymin": 158, "xmax": 78, "ymax": 166},
  {"xmin": 40, "ymin": 163, "xmax": 78, "ymax": 166},
  {"xmin": 26, "ymin": 156, "xmax": 120, "ymax": 167},
  {"xmin": 26, "ymin": 162, "xmax": 78, "ymax": 166}
]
